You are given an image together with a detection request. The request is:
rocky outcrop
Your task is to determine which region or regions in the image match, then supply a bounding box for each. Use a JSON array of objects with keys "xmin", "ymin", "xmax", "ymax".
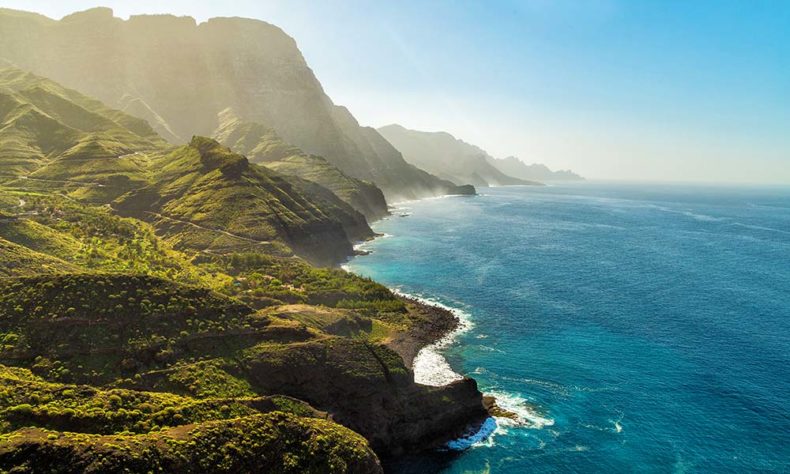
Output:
[
  {"xmin": 0, "ymin": 7, "xmax": 470, "ymax": 201},
  {"xmin": 241, "ymin": 337, "xmax": 489, "ymax": 456}
]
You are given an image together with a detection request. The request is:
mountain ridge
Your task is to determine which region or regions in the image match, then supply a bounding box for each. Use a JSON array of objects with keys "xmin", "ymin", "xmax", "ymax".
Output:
[
  {"xmin": 487, "ymin": 155, "xmax": 584, "ymax": 181},
  {"xmin": 0, "ymin": 7, "xmax": 474, "ymax": 201},
  {"xmin": 213, "ymin": 109, "xmax": 390, "ymax": 221},
  {"xmin": 378, "ymin": 124, "xmax": 542, "ymax": 187}
]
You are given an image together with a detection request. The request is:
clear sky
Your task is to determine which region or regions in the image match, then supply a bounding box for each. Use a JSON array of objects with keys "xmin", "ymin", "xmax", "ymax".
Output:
[{"xmin": 3, "ymin": 0, "xmax": 790, "ymax": 183}]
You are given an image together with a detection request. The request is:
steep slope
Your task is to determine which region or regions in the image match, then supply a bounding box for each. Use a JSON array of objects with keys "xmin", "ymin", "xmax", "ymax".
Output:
[
  {"xmin": 0, "ymin": 7, "xmax": 472, "ymax": 200},
  {"xmin": 0, "ymin": 67, "xmax": 166, "ymax": 200},
  {"xmin": 214, "ymin": 110, "xmax": 389, "ymax": 220},
  {"xmin": 0, "ymin": 236, "xmax": 79, "ymax": 277},
  {"xmin": 487, "ymin": 155, "xmax": 584, "ymax": 181},
  {"xmin": 0, "ymin": 68, "xmax": 378, "ymax": 264},
  {"xmin": 378, "ymin": 124, "xmax": 542, "ymax": 187},
  {"xmin": 113, "ymin": 137, "xmax": 373, "ymax": 266}
]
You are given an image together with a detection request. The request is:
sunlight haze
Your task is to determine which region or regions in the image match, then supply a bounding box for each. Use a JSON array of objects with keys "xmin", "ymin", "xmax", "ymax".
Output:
[{"xmin": 4, "ymin": 0, "xmax": 788, "ymax": 183}]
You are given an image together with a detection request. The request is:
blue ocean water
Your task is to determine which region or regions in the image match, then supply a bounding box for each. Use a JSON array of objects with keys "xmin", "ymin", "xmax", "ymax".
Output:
[{"xmin": 345, "ymin": 183, "xmax": 790, "ymax": 473}]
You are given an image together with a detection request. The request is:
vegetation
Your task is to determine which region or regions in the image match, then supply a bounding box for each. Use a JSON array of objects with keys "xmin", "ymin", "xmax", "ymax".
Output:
[
  {"xmin": 0, "ymin": 412, "xmax": 379, "ymax": 473},
  {"xmin": 214, "ymin": 109, "xmax": 389, "ymax": 220},
  {"xmin": 113, "ymin": 136, "xmax": 372, "ymax": 265},
  {"xmin": 0, "ymin": 64, "xmax": 486, "ymax": 470}
]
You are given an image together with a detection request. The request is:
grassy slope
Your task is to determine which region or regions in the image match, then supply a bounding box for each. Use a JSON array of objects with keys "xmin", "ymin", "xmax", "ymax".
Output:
[
  {"xmin": 0, "ymin": 67, "xmax": 164, "ymax": 198},
  {"xmin": 0, "ymin": 413, "xmax": 380, "ymax": 474},
  {"xmin": 0, "ymin": 66, "xmax": 485, "ymax": 468},
  {"xmin": 0, "ymin": 67, "xmax": 373, "ymax": 264},
  {"xmin": 114, "ymin": 136, "xmax": 371, "ymax": 265},
  {"xmin": 214, "ymin": 109, "xmax": 389, "ymax": 220}
]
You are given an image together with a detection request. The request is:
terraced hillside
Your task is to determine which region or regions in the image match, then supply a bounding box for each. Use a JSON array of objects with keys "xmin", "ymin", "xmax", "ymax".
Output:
[{"xmin": 0, "ymin": 273, "xmax": 487, "ymax": 460}]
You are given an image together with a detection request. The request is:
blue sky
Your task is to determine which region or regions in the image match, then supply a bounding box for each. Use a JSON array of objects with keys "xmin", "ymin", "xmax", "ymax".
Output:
[{"xmin": 4, "ymin": 0, "xmax": 790, "ymax": 183}]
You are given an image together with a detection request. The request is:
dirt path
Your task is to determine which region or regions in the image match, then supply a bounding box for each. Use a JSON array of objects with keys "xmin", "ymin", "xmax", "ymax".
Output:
[
  {"xmin": 20, "ymin": 176, "xmax": 104, "ymax": 187},
  {"xmin": 145, "ymin": 211, "xmax": 271, "ymax": 245}
]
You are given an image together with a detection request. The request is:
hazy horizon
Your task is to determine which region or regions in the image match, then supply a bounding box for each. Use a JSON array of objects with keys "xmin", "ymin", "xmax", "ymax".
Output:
[{"xmin": 3, "ymin": 0, "xmax": 788, "ymax": 184}]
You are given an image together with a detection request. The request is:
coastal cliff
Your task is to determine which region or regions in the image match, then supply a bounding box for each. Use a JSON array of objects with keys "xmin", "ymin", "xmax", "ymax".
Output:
[
  {"xmin": 0, "ymin": 274, "xmax": 489, "ymax": 462},
  {"xmin": 378, "ymin": 124, "xmax": 542, "ymax": 187},
  {"xmin": 0, "ymin": 8, "xmax": 490, "ymax": 470},
  {"xmin": 0, "ymin": 7, "xmax": 473, "ymax": 201}
]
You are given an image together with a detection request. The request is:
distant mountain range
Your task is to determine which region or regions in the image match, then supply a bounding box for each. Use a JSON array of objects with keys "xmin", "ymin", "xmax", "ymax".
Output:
[
  {"xmin": 378, "ymin": 124, "xmax": 582, "ymax": 187},
  {"xmin": 486, "ymin": 156, "xmax": 584, "ymax": 182},
  {"xmin": 0, "ymin": 7, "xmax": 471, "ymax": 201}
]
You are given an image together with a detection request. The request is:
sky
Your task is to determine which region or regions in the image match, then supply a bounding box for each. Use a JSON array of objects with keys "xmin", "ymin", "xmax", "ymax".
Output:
[{"xmin": 3, "ymin": 0, "xmax": 790, "ymax": 183}]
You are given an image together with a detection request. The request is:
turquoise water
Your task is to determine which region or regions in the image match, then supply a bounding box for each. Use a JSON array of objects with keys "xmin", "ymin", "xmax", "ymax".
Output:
[{"xmin": 345, "ymin": 183, "xmax": 790, "ymax": 473}]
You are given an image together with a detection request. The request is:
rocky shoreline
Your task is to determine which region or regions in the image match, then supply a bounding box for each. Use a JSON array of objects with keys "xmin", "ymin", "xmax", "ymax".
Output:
[{"xmin": 386, "ymin": 295, "xmax": 461, "ymax": 368}]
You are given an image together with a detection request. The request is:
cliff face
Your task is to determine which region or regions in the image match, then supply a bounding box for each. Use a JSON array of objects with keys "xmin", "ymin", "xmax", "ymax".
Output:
[
  {"xmin": 378, "ymin": 124, "xmax": 542, "ymax": 187},
  {"xmin": 0, "ymin": 7, "xmax": 468, "ymax": 201}
]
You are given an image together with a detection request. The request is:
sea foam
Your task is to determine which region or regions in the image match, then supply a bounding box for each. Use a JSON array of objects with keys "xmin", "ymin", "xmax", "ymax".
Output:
[
  {"xmin": 391, "ymin": 289, "xmax": 474, "ymax": 387},
  {"xmin": 394, "ymin": 290, "xmax": 554, "ymax": 451}
]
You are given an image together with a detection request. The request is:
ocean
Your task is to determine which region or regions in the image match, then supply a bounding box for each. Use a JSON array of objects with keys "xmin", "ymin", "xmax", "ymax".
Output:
[{"xmin": 344, "ymin": 182, "xmax": 790, "ymax": 473}]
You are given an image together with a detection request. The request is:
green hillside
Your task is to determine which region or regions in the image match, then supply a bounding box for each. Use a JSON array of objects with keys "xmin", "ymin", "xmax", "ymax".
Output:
[
  {"xmin": 0, "ymin": 362, "xmax": 379, "ymax": 473},
  {"xmin": 214, "ymin": 110, "xmax": 389, "ymax": 220},
  {"xmin": 0, "ymin": 67, "xmax": 378, "ymax": 264},
  {"xmin": 0, "ymin": 62, "xmax": 489, "ymax": 469},
  {"xmin": 0, "ymin": 67, "xmax": 164, "ymax": 194},
  {"xmin": 114, "ymin": 136, "xmax": 373, "ymax": 265}
]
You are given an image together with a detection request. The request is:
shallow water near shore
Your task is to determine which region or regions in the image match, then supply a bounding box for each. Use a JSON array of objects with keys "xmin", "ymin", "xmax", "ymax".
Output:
[{"xmin": 345, "ymin": 182, "xmax": 790, "ymax": 473}]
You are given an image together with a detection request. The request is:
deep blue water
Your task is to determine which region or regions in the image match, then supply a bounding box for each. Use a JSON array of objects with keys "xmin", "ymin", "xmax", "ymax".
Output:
[{"xmin": 345, "ymin": 183, "xmax": 790, "ymax": 473}]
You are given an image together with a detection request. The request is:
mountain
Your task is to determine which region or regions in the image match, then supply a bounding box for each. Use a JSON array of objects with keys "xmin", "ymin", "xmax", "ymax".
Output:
[
  {"xmin": 0, "ymin": 12, "xmax": 495, "ymax": 469},
  {"xmin": 487, "ymin": 156, "xmax": 584, "ymax": 181},
  {"xmin": 0, "ymin": 7, "xmax": 474, "ymax": 201},
  {"xmin": 114, "ymin": 136, "xmax": 374, "ymax": 266},
  {"xmin": 0, "ymin": 66, "xmax": 378, "ymax": 265},
  {"xmin": 0, "ymin": 67, "xmax": 165, "ymax": 200},
  {"xmin": 378, "ymin": 124, "xmax": 542, "ymax": 187},
  {"xmin": 1, "ymin": 162, "xmax": 492, "ymax": 460},
  {"xmin": 214, "ymin": 109, "xmax": 389, "ymax": 221}
]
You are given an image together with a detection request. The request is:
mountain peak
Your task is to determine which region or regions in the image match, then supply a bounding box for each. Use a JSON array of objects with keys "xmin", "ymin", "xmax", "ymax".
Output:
[
  {"xmin": 189, "ymin": 135, "xmax": 249, "ymax": 176},
  {"xmin": 0, "ymin": 9, "xmax": 464, "ymax": 201},
  {"xmin": 61, "ymin": 7, "xmax": 115, "ymax": 22}
]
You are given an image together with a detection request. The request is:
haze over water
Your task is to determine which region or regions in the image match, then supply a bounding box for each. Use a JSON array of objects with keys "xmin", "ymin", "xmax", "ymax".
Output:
[{"xmin": 347, "ymin": 183, "xmax": 790, "ymax": 472}]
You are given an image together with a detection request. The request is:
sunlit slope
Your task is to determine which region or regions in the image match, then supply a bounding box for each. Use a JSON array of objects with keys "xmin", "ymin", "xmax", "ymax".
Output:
[
  {"xmin": 114, "ymin": 137, "xmax": 373, "ymax": 265},
  {"xmin": 0, "ymin": 68, "xmax": 375, "ymax": 264},
  {"xmin": 0, "ymin": 67, "xmax": 165, "ymax": 200},
  {"xmin": 215, "ymin": 110, "xmax": 389, "ymax": 220},
  {"xmin": 0, "ymin": 7, "xmax": 472, "ymax": 200}
]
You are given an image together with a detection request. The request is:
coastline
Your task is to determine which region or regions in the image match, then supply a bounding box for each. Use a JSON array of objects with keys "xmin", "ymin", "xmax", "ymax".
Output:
[
  {"xmin": 344, "ymin": 193, "xmax": 554, "ymax": 455},
  {"xmin": 386, "ymin": 292, "xmax": 470, "ymax": 371}
]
